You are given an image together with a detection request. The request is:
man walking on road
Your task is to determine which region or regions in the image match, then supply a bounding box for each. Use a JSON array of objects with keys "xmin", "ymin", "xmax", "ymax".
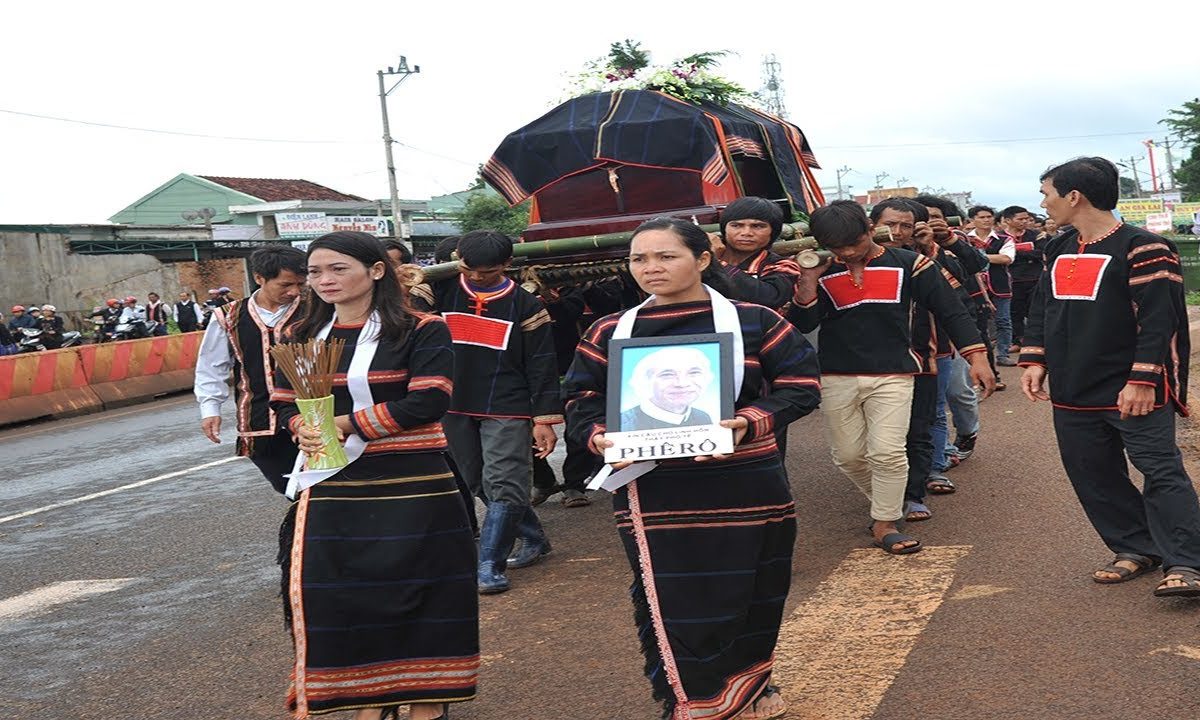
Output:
[
  {"xmin": 173, "ymin": 292, "xmax": 204, "ymax": 333},
  {"xmin": 195, "ymin": 245, "xmax": 306, "ymax": 495},
  {"xmin": 1021, "ymin": 156, "xmax": 1200, "ymax": 598}
]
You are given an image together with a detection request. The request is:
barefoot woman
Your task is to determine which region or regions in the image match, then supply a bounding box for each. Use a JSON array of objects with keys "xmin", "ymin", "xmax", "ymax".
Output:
[
  {"xmin": 274, "ymin": 232, "xmax": 477, "ymax": 719},
  {"xmin": 564, "ymin": 218, "xmax": 821, "ymax": 719}
]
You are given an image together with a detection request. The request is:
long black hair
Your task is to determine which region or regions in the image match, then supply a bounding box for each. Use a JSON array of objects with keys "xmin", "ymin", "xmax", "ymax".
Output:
[
  {"xmin": 628, "ymin": 217, "xmax": 733, "ymax": 297},
  {"xmin": 290, "ymin": 231, "xmax": 418, "ymax": 348}
]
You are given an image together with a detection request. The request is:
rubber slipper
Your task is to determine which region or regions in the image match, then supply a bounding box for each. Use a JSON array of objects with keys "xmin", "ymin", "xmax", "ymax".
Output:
[
  {"xmin": 904, "ymin": 501, "xmax": 932, "ymax": 522},
  {"xmin": 1092, "ymin": 552, "xmax": 1159, "ymax": 584},
  {"xmin": 1154, "ymin": 566, "xmax": 1200, "ymax": 598},
  {"xmin": 926, "ymin": 474, "xmax": 956, "ymax": 494},
  {"xmin": 735, "ymin": 685, "xmax": 787, "ymax": 720},
  {"xmin": 874, "ymin": 532, "xmax": 922, "ymax": 555}
]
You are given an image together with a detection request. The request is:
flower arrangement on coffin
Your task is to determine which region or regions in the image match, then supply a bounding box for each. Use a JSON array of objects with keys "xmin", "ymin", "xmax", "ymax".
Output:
[{"xmin": 566, "ymin": 39, "xmax": 755, "ymax": 106}]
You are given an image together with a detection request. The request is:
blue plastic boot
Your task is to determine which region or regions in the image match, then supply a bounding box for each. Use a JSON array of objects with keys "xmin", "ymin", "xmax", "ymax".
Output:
[
  {"xmin": 507, "ymin": 505, "xmax": 552, "ymax": 569},
  {"xmin": 478, "ymin": 502, "xmax": 522, "ymax": 594}
]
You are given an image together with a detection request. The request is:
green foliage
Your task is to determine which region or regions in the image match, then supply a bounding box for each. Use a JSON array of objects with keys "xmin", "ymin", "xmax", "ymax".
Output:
[
  {"xmin": 458, "ymin": 194, "xmax": 531, "ymax": 237},
  {"xmin": 1176, "ymin": 145, "xmax": 1200, "ymax": 202},
  {"xmin": 679, "ymin": 50, "xmax": 731, "ymax": 69},
  {"xmin": 1162, "ymin": 97, "xmax": 1200, "ymax": 144},
  {"xmin": 1119, "ymin": 176, "xmax": 1141, "ymax": 198},
  {"xmin": 1186, "ymin": 289, "xmax": 1200, "ymax": 306},
  {"xmin": 608, "ymin": 39, "xmax": 649, "ymax": 74}
]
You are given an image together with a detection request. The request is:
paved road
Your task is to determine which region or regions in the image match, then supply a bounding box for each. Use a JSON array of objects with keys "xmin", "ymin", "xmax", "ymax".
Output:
[{"xmin": 2, "ymin": 365, "xmax": 1198, "ymax": 720}]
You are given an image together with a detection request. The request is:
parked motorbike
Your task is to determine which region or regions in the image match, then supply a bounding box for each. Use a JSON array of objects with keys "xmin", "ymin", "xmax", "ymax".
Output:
[
  {"xmin": 112, "ymin": 319, "xmax": 158, "ymax": 341},
  {"xmin": 18, "ymin": 327, "xmax": 83, "ymax": 353}
]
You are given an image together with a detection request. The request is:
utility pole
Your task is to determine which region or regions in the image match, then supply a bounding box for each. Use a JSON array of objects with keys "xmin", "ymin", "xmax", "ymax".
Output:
[
  {"xmin": 896, "ymin": 176, "xmax": 909, "ymax": 187},
  {"xmin": 760, "ymin": 55, "xmax": 787, "ymax": 119},
  {"xmin": 1119, "ymin": 156, "xmax": 1144, "ymax": 198},
  {"xmin": 874, "ymin": 172, "xmax": 890, "ymax": 189},
  {"xmin": 835, "ymin": 165, "xmax": 852, "ymax": 200},
  {"xmin": 378, "ymin": 56, "xmax": 420, "ymax": 242},
  {"xmin": 1160, "ymin": 136, "xmax": 1178, "ymax": 191}
]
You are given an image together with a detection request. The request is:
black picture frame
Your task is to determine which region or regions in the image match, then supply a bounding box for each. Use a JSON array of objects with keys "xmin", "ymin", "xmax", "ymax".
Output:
[{"xmin": 606, "ymin": 333, "xmax": 735, "ymax": 433}]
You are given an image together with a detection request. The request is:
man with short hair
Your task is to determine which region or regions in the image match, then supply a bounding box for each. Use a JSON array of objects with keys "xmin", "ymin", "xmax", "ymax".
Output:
[
  {"xmin": 173, "ymin": 292, "xmax": 204, "ymax": 333},
  {"xmin": 195, "ymin": 245, "xmax": 307, "ymax": 494},
  {"xmin": 998, "ymin": 205, "xmax": 1045, "ymax": 353},
  {"xmin": 710, "ymin": 196, "xmax": 801, "ymax": 312},
  {"xmin": 966, "ymin": 206, "xmax": 1004, "ymax": 388},
  {"xmin": 790, "ymin": 201, "xmax": 993, "ymax": 554},
  {"xmin": 620, "ymin": 346, "xmax": 715, "ymax": 431},
  {"xmin": 978, "ymin": 208, "xmax": 1017, "ymax": 366},
  {"xmin": 414, "ymin": 230, "xmax": 563, "ymax": 593},
  {"xmin": 1022, "ymin": 156, "xmax": 1199, "ymax": 598},
  {"xmin": 145, "ymin": 292, "xmax": 169, "ymax": 336}
]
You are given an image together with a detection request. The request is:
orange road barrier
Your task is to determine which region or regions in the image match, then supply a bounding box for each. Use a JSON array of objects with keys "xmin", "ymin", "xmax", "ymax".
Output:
[{"xmin": 0, "ymin": 332, "xmax": 203, "ymax": 426}]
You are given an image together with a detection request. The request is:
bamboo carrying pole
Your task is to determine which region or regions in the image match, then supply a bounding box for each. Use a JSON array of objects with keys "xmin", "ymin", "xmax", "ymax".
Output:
[{"xmin": 416, "ymin": 223, "xmax": 896, "ymax": 284}]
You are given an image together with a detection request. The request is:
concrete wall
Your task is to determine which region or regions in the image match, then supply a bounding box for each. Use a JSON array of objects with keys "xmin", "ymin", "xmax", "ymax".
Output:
[{"xmin": 0, "ymin": 230, "xmax": 247, "ymax": 330}]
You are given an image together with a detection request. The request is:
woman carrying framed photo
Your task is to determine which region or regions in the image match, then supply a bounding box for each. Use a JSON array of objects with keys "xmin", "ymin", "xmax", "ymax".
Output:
[{"xmin": 564, "ymin": 218, "xmax": 821, "ymax": 720}]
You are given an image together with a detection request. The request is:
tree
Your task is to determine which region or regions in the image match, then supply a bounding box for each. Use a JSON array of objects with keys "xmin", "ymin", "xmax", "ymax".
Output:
[
  {"xmin": 458, "ymin": 194, "xmax": 531, "ymax": 237},
  {"xmin": 1119, "ymin": 176, "xmax": 1141, "ymax": 199},
  {"xmin": 1162, "ymin": 97, "xmax": 1200, "ymax": 144},
  {"xmin": 1174, "ymin": 145, "xmax": 1200, "ymax": 202}
]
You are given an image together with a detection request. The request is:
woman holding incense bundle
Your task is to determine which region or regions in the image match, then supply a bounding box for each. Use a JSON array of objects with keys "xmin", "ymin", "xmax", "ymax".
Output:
[
  {"xmin": 563, "ymin": 218, "xmax": 821, "ymax": 720},
  {"xmin": 271, "ymin": 231, "xmax": 475, "ymax": 720}
]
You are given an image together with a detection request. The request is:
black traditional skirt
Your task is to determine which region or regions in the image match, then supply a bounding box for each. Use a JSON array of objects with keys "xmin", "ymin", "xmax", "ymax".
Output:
[
  {"xmin": 614, "ymin": 452, "xmax": 796, "ymax": 720},
  {"xmin": 281, "ymin": 452, "xmax": 479, "ymax": 717}
]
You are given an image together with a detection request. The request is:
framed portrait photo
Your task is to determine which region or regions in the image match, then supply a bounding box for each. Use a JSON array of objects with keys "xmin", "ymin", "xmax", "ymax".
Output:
[{"xmin": 604, "ymin": 333, "xmax": 736, "ymax": 463}]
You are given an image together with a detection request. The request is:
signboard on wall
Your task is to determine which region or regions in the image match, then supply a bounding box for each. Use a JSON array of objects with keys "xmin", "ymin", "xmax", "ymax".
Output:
[
  {"xmin": 276, "ymin": 212, "xmax": 330, "ymax": 239},
  {"xmin": 328, "ymin": 216, "xmax": 390, "ymax": 236}
]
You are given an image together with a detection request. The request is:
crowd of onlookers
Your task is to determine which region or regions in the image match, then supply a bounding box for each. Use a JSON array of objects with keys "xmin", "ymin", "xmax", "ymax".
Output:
[{"xmin": 1, "ymin": 287, "xmax": 240, "ymax": 354}]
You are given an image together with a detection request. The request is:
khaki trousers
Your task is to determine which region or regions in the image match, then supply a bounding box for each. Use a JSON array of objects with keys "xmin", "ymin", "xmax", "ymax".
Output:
[{"xmin": 821, "ymin": 374, "xmax": 914, "ymax": 522}]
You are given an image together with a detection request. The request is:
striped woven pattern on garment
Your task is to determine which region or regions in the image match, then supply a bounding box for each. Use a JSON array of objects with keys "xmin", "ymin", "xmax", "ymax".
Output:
[
  {"xmin": 293, "ymin": 655, "xmax": 479, "ymax": 702},
  {"xmin": 615, "ymin": 500, "xmax": 796, "ymax": 532},
  {"xmin": 362, "ymin": 423, "xmax": 448, "ymax": 453}
]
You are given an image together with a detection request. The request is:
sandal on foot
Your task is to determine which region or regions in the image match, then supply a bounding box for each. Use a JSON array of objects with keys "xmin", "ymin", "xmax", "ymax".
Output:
[
  {"xmin": 875, "ymin": 532, "xmax": 922, "ymax": 555},
  {"xmin": 926, "ymin": 473, "xmax": 956, "ymax": 494},
  {"xmin": 904, "ymin": 501, "xmax": 932, "ymax": 522},
  {"xmin": 1092, "ymin": 553, "xmax": 1159, "ymax": 584},
  {"xmin": 1154, "ymin": 566, "xmax": 1200, "ymax": 598},
  {"xmin": 735, "ymin": 685, "xmax": 787, "ymax": 719},
  {"xmin": 561, "ymin": 488, "xmax": 591, "ymax": 508}
]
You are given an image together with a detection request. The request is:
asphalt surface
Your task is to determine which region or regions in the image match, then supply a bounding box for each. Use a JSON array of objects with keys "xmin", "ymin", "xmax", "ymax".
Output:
[{"xmin": 2, "ymin": 365, "xmax": 1198, "ymax": 720}]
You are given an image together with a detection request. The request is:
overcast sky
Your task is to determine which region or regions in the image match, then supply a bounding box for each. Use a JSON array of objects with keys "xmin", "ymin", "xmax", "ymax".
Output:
[{"xmin": 3, "ymin": 0, "xmax": 1197, "ymax": 224}]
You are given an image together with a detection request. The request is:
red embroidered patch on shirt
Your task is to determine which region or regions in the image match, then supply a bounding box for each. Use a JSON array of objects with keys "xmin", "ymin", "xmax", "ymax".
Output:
[
  {"xmin": 443, "ymin": 312, "xmax": 513, "ymax": 350},
  {"xmin": 1051, "ymin": 254, "xmax": 1111, "ymax": 301},
  {"xmin": 1014, "ymin": 242, "xmax": 1035, "ymax": 252},
  {"xmin": 819, "ymin": 267, "xmax": 904, "ymax": 310}
]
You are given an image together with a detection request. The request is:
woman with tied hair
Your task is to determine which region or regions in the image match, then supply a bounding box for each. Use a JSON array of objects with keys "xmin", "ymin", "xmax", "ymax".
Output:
[
  {"xmin": 271, "ymin": 231, "xmax": 476, "ymax": 720},
  {"xmin": 564, "ymin": 217, "xmax": 821, "ymax": 720}
]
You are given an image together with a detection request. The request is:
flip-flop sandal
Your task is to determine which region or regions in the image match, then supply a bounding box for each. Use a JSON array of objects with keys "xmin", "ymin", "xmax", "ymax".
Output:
[
  {"xmin": 904, "ymin": 501, "xmax": 932, "ymax": 522},
  {"xmin": 1154, "ymin": 566, "xmax": 1200, "ymax": 598},
  {"xmin": 926, "ymin": 475, "xmax": 956, "ymax": 494},
  {"xmin": 735, "ymin": 685, "xmax": 787, "ymax": 719},
  {"xmin": 1092, "ymin": 552, "xmax": 1159, "ymax": 584},
  {"xmin": 874, "ymin": 532, "xmax": 922, "ymax": 555}
]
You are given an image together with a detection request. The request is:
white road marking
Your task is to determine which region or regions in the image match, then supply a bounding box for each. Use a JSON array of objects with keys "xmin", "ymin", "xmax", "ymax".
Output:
[
  {"xmin": 772, "ymin": 545, "xmax": 971, "ymax": 720},
  {"xmin": 0, "ymin": 578, "xmax": 137, "ymax": 622},
  {"xmin": 0, "ymin": 456, "xmax": 244, "ymax": 526},
  {"xmin": 1150, "ymin": 645, "xmax": 1200, "ymax": 662}
]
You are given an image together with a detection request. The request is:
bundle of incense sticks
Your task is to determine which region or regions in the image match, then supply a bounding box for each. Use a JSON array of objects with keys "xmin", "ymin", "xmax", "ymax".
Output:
[{"xmin": 270, "ymin": 338, "xmax": 346, "ymax": 399}]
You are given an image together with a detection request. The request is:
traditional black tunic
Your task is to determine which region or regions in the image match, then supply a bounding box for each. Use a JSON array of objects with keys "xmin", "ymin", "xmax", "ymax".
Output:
[
  {"xmin": 1019, "ymin": 223, "xmax": 1190, "ymax": 412},
  {"xmin": 720, "ymin": 248, "xmax": 800, "ymax": 312},
  {"xmin": 788, "ymin": 246, "xmax": 986, "ymax": 375},
  {"xmin": 564, "ymin": 300, "xmax": 820, "ymax": 719},
  {"xmin": 271, "ymin": 315, "xmax": 478, "ymax": 717}
]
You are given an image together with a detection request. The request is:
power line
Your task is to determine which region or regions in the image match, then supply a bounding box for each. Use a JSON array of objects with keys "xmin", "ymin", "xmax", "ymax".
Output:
[
  {"xmin": 824, "ymin": 130, "xmax": 1157, "ymax": 150},
  {"xmin": 0, "ymin": 106, "xmax": 480, "ymax": 166}
]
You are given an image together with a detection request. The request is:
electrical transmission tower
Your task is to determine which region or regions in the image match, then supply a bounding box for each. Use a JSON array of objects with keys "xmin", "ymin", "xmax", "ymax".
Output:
[{"xmin": 761, "ymin": 55, "xmax": 787, "ymax": 118}]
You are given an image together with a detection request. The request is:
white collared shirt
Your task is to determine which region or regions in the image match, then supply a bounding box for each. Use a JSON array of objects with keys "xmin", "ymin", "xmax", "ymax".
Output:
[
  {"xmin": 194, "ymin": 291, "xmax": 295, "ymax": 419},
  {"xmin": 638, "ymin": 400, "xmax": 694, "ymax": 426}
]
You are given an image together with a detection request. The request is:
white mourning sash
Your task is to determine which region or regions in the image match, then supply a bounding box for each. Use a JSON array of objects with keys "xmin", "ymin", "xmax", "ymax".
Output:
[{"xmin": 588, "ymin": 285, "xmax": 744, "ymax": 491}]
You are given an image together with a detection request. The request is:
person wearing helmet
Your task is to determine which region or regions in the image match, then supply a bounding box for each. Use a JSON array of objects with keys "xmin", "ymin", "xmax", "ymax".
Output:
[
  {"xmin": 37, "ymin": 304, "xmax": 66, "ymax": 346},
  {"xmin": 8, "ymin": 305, "xmax": 37, "ymax": 332},
  {"xmin": 118, "ymin": 296, "xmax": 148, "ymax": 338}
]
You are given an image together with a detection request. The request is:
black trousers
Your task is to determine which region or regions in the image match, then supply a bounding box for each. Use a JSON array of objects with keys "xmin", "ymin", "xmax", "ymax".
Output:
[
  {"xmin": 1053, "ymin": 406, "xmax": 1200, "ymax": 570},
  {"xmin": 178, "ymin": 320, "xmax": 199, "ymax": 333},
  {"xmin": 975, "ymin": 303, "xmax": 998, "ymax": 378},
  {"xmin": 1010, "ymin": 281, "xmax": 1035, "ymax": 346},
  {"xmin": 904, "ymin": 374, "xmax": 939, "ymax": 504},
  {"xmin": 247, "ymin": 429, "xmax": 300, "ymax": 495},
  {"xmin": 532, "ymin": 433, "xmax": 601, "ymax": 492}
]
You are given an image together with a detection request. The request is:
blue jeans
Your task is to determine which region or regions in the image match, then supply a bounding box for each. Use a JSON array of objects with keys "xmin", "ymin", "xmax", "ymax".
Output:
[
  {"xmin": 931, "ymin": 356, "xmax": 953, "ymax": 472},
  {"xmin": 993, "ymin": 296, "xmax": 1012, "ymax": 359},
  {"xmin": 945, "ymin": 354, "xmax": 980, "ymax": 448}
]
